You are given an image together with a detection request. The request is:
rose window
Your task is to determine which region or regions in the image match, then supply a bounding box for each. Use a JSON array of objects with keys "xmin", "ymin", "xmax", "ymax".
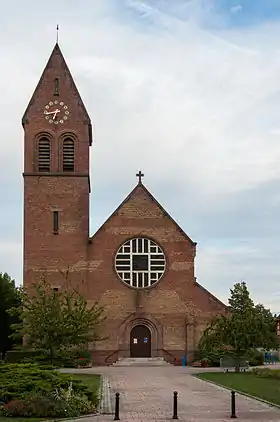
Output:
[{"xmin": 115, "ymin": 238, "xmax": 166, "ymax": 288}]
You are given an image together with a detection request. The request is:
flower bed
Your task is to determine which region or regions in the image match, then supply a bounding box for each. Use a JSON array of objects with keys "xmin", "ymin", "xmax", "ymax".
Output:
[{"xmin": 0, "ymin": 363, "xmax": 99, "ymax": 418}]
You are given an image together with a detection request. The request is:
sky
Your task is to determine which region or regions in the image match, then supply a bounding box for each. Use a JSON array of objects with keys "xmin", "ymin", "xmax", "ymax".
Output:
[{"xmin": 1, "ymin": 0, "xmax": 280, "ymax": 312}]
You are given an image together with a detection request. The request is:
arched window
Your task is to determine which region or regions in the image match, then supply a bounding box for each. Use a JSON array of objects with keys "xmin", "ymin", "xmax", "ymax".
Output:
[
  {"xmin": 38, "ymin": 137, "xmax": 51, "ymax": 172},
  {"xmin": 63, "ymin": 138, "xmax": 75, "ymax": 172}
]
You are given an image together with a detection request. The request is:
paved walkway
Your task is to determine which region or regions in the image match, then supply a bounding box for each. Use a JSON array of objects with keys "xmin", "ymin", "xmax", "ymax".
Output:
[{"xmin": 64, "ymin": 366, "xmax": 280, "ymax": 421}]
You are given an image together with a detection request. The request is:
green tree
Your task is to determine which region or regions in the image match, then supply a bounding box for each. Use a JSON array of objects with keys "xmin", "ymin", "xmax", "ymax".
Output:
[
  {"xmin": 227, "ymin": 282, "xmax": 258, "ymax": 356},
  {"xmin": 254, "ymin": 304, "xmax": 278, "ymax": 350},
  {"xmin": 0, "ymin": 272, "xmax": 21, "ymax": 357},
  {"xmin": 199, "ymin": 281, "xmax": 278, "ymax": 364},
  {"xmin": 10, "ymin": 279, "xmax": 105, "ymax": 358},
  {"xmin": 228, "ymin": 281, "xmax": 254, "ymax": 311}
]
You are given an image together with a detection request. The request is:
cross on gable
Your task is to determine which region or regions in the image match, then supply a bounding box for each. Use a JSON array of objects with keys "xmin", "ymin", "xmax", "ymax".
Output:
[{"xmin": 136, "ymin": 171, "xmax": 144, "ymax": 184}]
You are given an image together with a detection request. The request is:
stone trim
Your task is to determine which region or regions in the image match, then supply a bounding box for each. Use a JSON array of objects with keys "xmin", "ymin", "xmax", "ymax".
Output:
[
  {"xmin": 99, "ymin": 375, "xmax": 113, "ymax": 414},
  {"xmin": 119, "ymin": 314, "xmax": 163, "ymax": 358}
]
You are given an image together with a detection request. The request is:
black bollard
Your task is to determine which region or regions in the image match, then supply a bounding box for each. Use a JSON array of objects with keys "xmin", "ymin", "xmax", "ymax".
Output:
[
  {"xmin": 114, "ymin": 392, "xmax": 120, "ymax": 420},
  {"xmin": 172, "ymin": 391, "xmax": 178, "ymax": 419},
  {"xmin": 231, "ymin": 390, "xmax": 237, "ymax": 419}
]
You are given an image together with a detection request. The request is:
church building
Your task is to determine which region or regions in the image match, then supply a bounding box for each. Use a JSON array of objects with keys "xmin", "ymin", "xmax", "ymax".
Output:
[{"xmin": 22, "ymin": 42, "xmax": 227, "ymax": 365}]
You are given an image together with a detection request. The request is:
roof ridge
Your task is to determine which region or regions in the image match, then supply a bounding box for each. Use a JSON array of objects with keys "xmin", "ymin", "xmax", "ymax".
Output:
[{"xmin": 89, "ymin": 181, "xmax": 196, "ymax": 246}]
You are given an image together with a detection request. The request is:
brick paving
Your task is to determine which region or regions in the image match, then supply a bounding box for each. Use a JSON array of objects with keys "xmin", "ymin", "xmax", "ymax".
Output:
[{"xmin": 65, "ymin": 366, "xmax": 280, "ymax": 421}]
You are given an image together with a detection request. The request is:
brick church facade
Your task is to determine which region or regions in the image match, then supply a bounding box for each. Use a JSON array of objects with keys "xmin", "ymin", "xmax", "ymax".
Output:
[{"xmin": 23, "ymin": 43, "xmax": 227, "ymax": 365}]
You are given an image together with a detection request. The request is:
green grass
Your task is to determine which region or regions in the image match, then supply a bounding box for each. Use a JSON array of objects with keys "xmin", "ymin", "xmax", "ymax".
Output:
[
  {"xmin": 196, "ymin": 372, "xmax": 280, "ymax": 406},
  {"xmin": 0, "ymin": 374, "xmax": 101, "ymax": 422},
  {"xmin": 69, "ymin": 374, "xmax": 101, "ymax": 392},
  {"xmin": 0, "ymin": 419, "xmax": 44, "ymax": 422},
  {"xmin": 0, "ymin": 419, "xmax": 45, "ymax": 422}
]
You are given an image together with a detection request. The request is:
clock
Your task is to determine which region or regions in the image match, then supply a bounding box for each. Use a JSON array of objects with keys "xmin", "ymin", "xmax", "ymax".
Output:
[{"xmin": 44, "ymin": 100, "xmax": 70, "ymax": 124}]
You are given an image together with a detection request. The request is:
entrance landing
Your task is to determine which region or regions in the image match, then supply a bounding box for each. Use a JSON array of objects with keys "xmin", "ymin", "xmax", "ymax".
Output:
[{"xmin": 114, "ymin": 357, "xmax": 171, "ymax": 366}]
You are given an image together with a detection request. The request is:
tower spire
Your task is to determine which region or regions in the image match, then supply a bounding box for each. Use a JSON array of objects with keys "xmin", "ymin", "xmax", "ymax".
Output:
[{"xmin": 56, "ymin": 24, "xmax": 59, "ymax": 44}]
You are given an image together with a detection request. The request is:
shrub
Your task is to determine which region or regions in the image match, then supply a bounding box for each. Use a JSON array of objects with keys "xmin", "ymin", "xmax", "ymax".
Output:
[
  {"xmin": 245, "ymin": 349, "xmax": 264, "ymax": 366},
  {"xmin": 68, "ymin": 394, "xmax": 95, "ymax": 415},
  {"xmin": 200, "ymin": 358, "xmax": 211, "ymax": 367},
  {"xmin": 76, "ymin": 357, "xmax": 91, "ymax": 367},
  {"xmin": 57, "ymin": 348, "xmax": 91, "ymax": 368},
  {"xmin": 252, "ymin": 368, "xmax": 280, "ymax": 379},
  {"xmin": 2, "ymin": 395, "xmax": 68, "ymax": 418},
  {"xmin": 0, "ymin": 363, "xmax": 94, "ymax": 404},
  {"xmin": 5, "ymin": 348, "xmax": 92, "ymax": 368},
  {"xmin": 197, "ymin": 348, "xmax": 237, "ymax": 367},
  {"xmin": 1, "ymin": 399, "xmax": 31, "ymax": 417},
  {"xmin": 0, "ymin": 364, "xmax": 98, "ymax": 418},
  {"xmin": 5, "ymin": 349, "xmax": 45, "ymax": 363},
  {"xmin": 52, "ymin": 383, "xmax": 95, "ymax": 416},
  {"xmin": 21, "ymin": 348, "xmax": 92, "ymax": 368},
  {"xmin": 1, "ymin": 393, "xmax": 95, "ymax": 418},
  {"xmin": 28, "ymin": 395, "xmax": 68, "ymax": 418},
  {"xmin": 197, "ymin": 347, "xmax": 264, "ymax": 367}
]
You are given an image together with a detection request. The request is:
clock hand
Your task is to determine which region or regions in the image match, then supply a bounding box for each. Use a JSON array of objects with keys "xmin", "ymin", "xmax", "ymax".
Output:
[
  {"xmin": 44, "ymin": 111, "xmax": 55, "ymax": 115},
  {"xmin": 53, "ymin": 109, "xmax": 60, "ymax": 120},
  {"xmin": 44, "ymin": 109, "xmax": 60, "ymax": 115}
]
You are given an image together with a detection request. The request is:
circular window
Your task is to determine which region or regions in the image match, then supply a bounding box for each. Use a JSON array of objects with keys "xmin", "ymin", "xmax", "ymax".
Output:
[{"xmin": 115, "ymin": 238, "xmax": 166, "ymax": 288}]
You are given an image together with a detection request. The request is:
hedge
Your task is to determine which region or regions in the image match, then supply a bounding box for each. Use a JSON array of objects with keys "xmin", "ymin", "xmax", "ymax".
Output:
[{"xmin": 5, "ymin": 350, "xmax": 45, "ymax": 363}]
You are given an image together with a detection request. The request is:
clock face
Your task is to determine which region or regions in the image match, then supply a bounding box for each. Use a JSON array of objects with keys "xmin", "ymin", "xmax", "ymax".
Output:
[{"xmin": 43, "ymin": 100, "xmax": 70, "ymax": 125}]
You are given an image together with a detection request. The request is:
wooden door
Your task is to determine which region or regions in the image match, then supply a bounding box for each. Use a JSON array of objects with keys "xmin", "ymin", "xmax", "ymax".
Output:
[{"xmin": 130, "ymin": 325, "xmax": 151, "ymax": 358}]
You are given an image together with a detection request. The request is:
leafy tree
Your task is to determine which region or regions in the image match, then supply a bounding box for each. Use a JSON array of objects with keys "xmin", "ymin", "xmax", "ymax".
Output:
[
  {"xmin": 0, "ymin": 272, "xmax": 21, "ymax": 357},
  {"xmin": 198, "ymin": 281, "xmax": 278, "ymax": 364},
  {"xmin": 10, "ymin": 278, "xmax": 105, "ymax": 358},
  {"xmin": 226, "ymin": 282, "xmax": 258, "ymax": 356},
  {"xmin": 254, "ymin": 304, "xmax": 278, "ymax": 350},
  {"xmin": 228, "ymin": 281, "xmax": 254, "ymax": 312}
]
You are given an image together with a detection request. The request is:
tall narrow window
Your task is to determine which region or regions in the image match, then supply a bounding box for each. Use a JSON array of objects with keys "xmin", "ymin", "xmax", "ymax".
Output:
[
  {"xmin": 54, "ymin": 77, "xmax": 60, "ymax": 96},
  {"xmin": 63, "ymin": 138, "xmax": 75, "ymax": 172},
  {"xmin": 53, "ymin": 211, "xmax": 59, "ymax": 234},
  {"xmin": 38, "ymin": 137, "xmax": 51, "ymax": 172}
]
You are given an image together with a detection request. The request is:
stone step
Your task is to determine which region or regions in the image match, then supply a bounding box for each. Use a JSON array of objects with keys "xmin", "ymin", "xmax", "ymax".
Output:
[{"xmin": 114, "ymin": 357, "xmax": 171, "ymax": 367}]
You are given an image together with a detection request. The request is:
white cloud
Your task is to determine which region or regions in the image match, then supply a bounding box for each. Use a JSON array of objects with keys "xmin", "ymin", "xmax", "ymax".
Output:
[
  {"xmin": 0, "ymin": 241, "xmax": 22, "ymax": 286},
  {"xmin": 197, "ymin": 241, "xmax": 280, "ymax": 313},
  {"xmin": 0, "ymin": 0, "xmax": 280, "ymax": 311},
  {"xmin": 230, "ymin": 5, "xmax": 243, "ymax": 14},
  {"xmin": 64, "ymin": 7, "xmax": 280, "ymax": 200},
  {"xmin": 2, "ymin": 1, "xmax": 280, "ymax": 199}
]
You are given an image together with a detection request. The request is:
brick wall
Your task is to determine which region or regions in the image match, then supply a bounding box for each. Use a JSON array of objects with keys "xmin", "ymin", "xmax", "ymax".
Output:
[
  {"xmin": 23, "ymin": 43, "xmax": 91, "ymax": 290},
  {"xmin": 87, "ymin": 184, "xmax": 227, "ymax": 363},
  {"xmin": 23, "ymin": 43, "xmax": 227, "ymax": 366}
]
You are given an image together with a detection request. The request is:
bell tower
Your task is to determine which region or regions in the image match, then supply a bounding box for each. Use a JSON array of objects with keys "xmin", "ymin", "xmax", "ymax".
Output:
[{"xmin": 22, "ymin": 43, "xmax": 92, "ymax": 288}]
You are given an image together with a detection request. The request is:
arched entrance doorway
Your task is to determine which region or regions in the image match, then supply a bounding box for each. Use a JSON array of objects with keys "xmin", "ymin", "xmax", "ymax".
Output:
[{"xmin": 130, "ymin": 325, "xmax": 151, "ymax": 357}]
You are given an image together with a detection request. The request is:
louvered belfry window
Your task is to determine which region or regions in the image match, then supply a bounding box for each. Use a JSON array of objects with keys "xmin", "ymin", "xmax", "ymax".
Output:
[
  {"xmin": 63, "ymin": 138, "xmax": 75, "ymax": 172},
  {"xmin": 38, "ymin": 137, "xmax": 51, "ymax": 172}
]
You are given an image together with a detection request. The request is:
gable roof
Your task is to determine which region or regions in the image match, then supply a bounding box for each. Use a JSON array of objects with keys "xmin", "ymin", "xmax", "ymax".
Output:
[
  {"xmin": 194, "ymin": 279, "xmax": 229, "ymax": 311},
  {"xmin": 22, "ymin": 43, "xmax": 92, "ymax": 145},
  {"xmin": 89, "ymin": 181, "xmax": 196, "ymax": 246}
]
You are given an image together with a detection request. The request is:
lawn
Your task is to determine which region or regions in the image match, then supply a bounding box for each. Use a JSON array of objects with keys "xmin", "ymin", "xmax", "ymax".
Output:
[
  {"xmin": 196, "ymin": 371, "xmax": 280, "ymax": 406},
  {"xmin": 0, "ymin": 419, "xmax": 46, "ymax": 422},
  {"xmin": 0, "ymin": 374, "xmax": 101, "ymax": 422},
  {"xmin": 0, "ymin": 419, "xmax": 44, "ymax": 422},
  {"xmin": 0, "ymin": 416, "xmax": 44, "ymax": 422},
  {"xmin": 68, "ymin": 374, "xmax": 101, "ymax": 395}
]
